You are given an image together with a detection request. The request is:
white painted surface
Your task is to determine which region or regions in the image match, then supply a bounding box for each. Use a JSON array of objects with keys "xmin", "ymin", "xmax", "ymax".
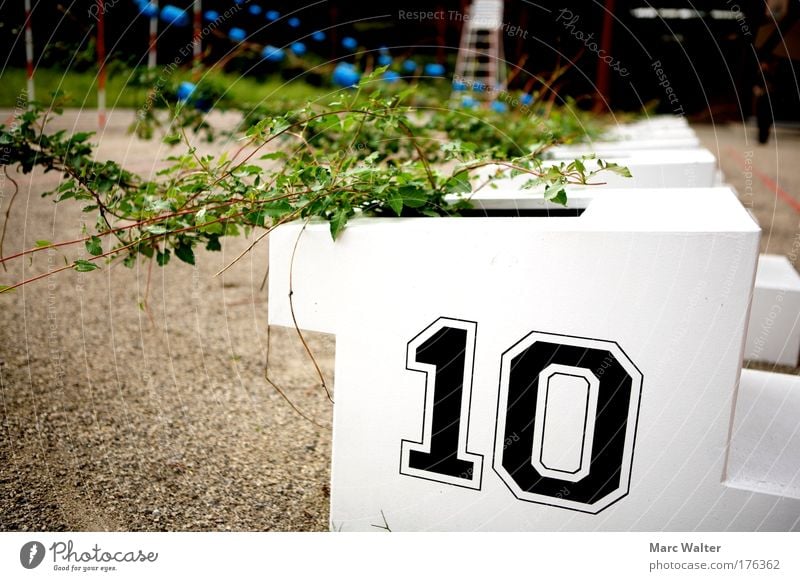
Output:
[
  {"xmin": 726, "ymin": 369, "xmax": 800, "ymax": 500},
  {"xmin": 550, "ymin": 136, "xmax": 701, "ymax": 157},
  {"xmin": 745, "ymin": 254, "xmax": 800, "ymax": 367},
  {"xmin": 268, "ymin": 188, "xmax": 800, "ymax": 530},
  {"xmin": 479, "ymin": 148, "xmax": 717, "ymax": 189}
]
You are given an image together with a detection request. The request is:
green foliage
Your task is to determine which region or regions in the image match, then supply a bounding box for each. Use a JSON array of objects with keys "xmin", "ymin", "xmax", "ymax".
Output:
[{"xmin": 0, "ymin": 76, "xmax": 628, "ymax": 292}]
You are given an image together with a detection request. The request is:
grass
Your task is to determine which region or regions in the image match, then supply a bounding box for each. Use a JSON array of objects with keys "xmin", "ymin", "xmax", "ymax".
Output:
[{"xmin": 0, "ymin": 67, "xmax": 329, "ymax": 109}]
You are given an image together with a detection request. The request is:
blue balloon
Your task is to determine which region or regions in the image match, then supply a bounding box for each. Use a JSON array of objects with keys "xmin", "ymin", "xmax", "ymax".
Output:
[
  {"xmin": 452, "ymin": 80, "xmax": 466, "ymax": 91},
  {"xmin": 203, "ymin": 10, "xmax": 219, "ymax": 22},
  {"xmin": 266, "ymin": 10, "xmax": 280, "ymax": 21},
  {"xmin": 520, "ymin": 93, "xmax": 533, "ymax": 105},
  {"xmin": 377, "ymin": 54, "xmax": 392, "ymax": 67},
  {"xmin": 291, "ymin": 42, "xmax": 306, "ymax": 56},
  {"xmin": 382, "ymin": 71, "xmax": 400, "ymax": 83},
  {"xmin": 288, "ymin": 17, "xmax": 300, "ymax": 28},
  {"xmin": 402, "ymin": 60, "xmax": 416, "ymax": 73},
  {"xmin": 312, "ymin": 31, "xmax": 326, "ymax": 42},
  {"xmin": 461, "ymin": 96, "xmax": 477, "ymax": 109},
  {"xmin": 341, "ymin": 37, "xmax": 357, "ymax": 50},
  {"xmin": 423, "ymin": 63, "xmax": 445, "ymax": 76},
  {"xmin": 332, "ymin": 62, "xmax": 360, "ymax": 87},
  {"xmin": 160, "ymin": 5, "xmax": 189, "ymax": 27},
  {"xmin": 176, "ymin": 81, "xmax": 196, "ymax": 102},
  {"xmin": 490, "ymin": 100, "xmax": 508, "ymax": 113},
  {"xmin": 472, "ymin": 81, "xmax": 485, "ymax": 92},
  {"xmin": 262, "ymin": 45, "xmax": 285, "ymax": 62},
  {"xmin": 248, "ymin": 5, "xmax": 262, "ymax": 16},
  {"xmin": 228, "ymin": 27, "xmax": 247, "ymax": 42}
]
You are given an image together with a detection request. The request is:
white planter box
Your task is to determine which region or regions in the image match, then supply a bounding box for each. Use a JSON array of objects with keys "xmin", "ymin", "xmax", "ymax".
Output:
[
  {"xmin": 604, "ymin": 125, "xmax": 697, "ymax": 141},
  {"xmin": 745, "ymin": 254, "xmax": 800, "ymax": 366},
  {"xmin": 268, "ymin": 188, "xmax": 800, "ymax": 530},
  {"xmin": 480, "ymin": 148, "xmax": 718, "ymax": 189},
  {"xmin": 550, "ymin": 136, "xmax": 701, "ymax": 157}
]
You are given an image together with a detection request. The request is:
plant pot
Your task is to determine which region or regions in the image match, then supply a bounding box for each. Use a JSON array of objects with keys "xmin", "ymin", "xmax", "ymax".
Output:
[{"xmin": 267, "ymin": 187, "xmax": 800, "ymax": 531}]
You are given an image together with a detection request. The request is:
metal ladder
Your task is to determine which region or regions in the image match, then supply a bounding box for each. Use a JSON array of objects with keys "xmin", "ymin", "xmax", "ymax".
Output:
[{"xmin": 452, "ymin": 0, "xmax": 507, "ymax": 101}]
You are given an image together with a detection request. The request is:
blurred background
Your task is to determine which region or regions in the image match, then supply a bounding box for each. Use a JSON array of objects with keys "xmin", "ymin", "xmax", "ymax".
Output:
[{"xmin": 2, "ymin": 0, "xmax": 796, "ymax": 120}]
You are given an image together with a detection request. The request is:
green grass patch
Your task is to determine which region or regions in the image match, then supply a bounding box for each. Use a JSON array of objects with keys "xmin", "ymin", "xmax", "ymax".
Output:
[{"xmin": 0, "ymin": 67, "xmax": 329, "ymax": 109}]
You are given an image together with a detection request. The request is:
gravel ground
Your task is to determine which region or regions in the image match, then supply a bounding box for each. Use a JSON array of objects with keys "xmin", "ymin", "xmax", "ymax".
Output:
[
  {"xmin": 1, "ymin": 109, "xmax": 334, "ymax": 531},
  {"xmin": 1, "ymin": 109, "xmax": 799, "ymax": 531}
]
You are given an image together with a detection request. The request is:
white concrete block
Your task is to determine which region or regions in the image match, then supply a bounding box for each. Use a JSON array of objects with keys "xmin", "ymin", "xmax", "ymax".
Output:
[
  {"xmin": 265, "ymin": 188, "xmax": 800, "ymax": 530},
  {"xmin": 726, "ymin": 369, "xmax": 800, "ymax": 500},
  {"xmin": 480, "ymin": 148, "xmax": 718, "ymax": 189},
  {"xmin": 745, "ymin": 254, "xmax": 800, "ymax": 367},
  {"xmin": 551, "ymin": 136, "xmax": 701, "ymax": 157}
]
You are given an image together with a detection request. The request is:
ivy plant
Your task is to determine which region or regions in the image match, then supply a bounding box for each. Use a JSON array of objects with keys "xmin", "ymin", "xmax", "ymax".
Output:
[{"xmin": 0, "ymin": 71, "xmax": 629, "ymax": 294}]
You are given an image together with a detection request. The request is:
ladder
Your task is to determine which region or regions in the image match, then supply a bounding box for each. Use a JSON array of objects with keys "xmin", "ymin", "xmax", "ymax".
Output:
[{"xmin": 452, "ymin": 0, "xmax": 507, "ymax": 101}]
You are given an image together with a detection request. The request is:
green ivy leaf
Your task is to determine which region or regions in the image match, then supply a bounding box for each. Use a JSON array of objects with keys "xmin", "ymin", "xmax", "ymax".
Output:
[
  {"xmin": 157, "ymin": 249, "xmax": 171, "ymax": 267},
  {"xmin": 35, "ymin": 240, "xmax": 52, "ymax": 248},
  {"xmin": 396, "ymin": 186, "xmax": 428, "ymax": 208},
  {"xmin": 444, "ymin": 174, "xmax": 471, "ymax": 194},
  {"xmin": 85, "ymin": 236, "xmax": 103, "ymax": 256},
  {"xmin": 329, "ymin": 209, "xmax": 350, "ymax": 240},
  {"xmin": 175, "ymin": 242, "xmax": 195, "ymax": 265},
  {"xmin": 73, "ymin": 259, "xmax": 100, "ymax": 272}
]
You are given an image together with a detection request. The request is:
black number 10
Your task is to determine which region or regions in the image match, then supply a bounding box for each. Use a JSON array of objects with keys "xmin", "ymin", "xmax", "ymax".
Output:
[{"xmin": 400, "ymin": 317, "xmax": 643, "ymax": 514}]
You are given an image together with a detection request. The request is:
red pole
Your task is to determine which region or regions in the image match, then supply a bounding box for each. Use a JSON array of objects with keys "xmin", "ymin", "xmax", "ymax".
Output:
[
  {"xmin": 148, "ymin": 1, "xmax": 158, "ymax": 69},
  {"xmin": 24, "ymin": 0, "xmax": 35, "ymax": 102},
  {"xmin": 594, "ymin": 0, "xmax": 616, "ymax": 113},
  {"xmin": 97, "ymin": 0, "xmax": 106, "ymax": 128},
  {"xmin": 193, "ymin": 0, "xmax": 202, "ymax": 73}
]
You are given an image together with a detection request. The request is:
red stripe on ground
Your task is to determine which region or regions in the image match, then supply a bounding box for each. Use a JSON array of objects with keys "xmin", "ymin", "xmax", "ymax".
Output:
[{"xmin": 727, "ymin": 147, "xmax": 800, "ymax": 213}]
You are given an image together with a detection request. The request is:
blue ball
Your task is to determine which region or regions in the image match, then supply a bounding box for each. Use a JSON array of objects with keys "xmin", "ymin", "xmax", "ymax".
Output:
[
  {"xmin": 266, "ymin": 10, "xmax": 280, "ymax": 21},
  {"xmin": 176, "ymin": 81, "xmax": 196, "ymax": 102},
  {"xmin": 341, "ymin": 37, "xmax": 357, "ymax": 50},
  {"xmin": 312, "ymin": 31, "xmax": 326, "ymax": 42},
  {"xmin": 423, "ymin": 63, "xmax": 445, "ymax": 76},
  {"xmin": 402, "ymin": 60, "xmax": 416, "ymax": 73},
  {"xmin": 382, "ymin": 71, "xmax": 400, "ymax": 83},
  {"xmin": 262, "ymin": 45, "xmax": 285, "ymax": 62},
  {"xmin": 248, "ymin": 5, "xmax": 262, "ymax": 16},
  {"xmin": 288, "ymin": 17, "xmax": 300, "ymax": 28},
  {"xmin": 332, "ymin": 63, "xmax": 360, "ymax": 87},
  {"xmin": 291, "ymin": 42, "xmax": 306, "ymax": 56},
  {"xmin": 203, "ymin": 10, "xmax": 219, "ymax": 22},
  {"xmin": 137, "ymin": 1, "xmax": 159, "ymax": 19},
  {"xmin": 520, "ymin": 93, "xmax": 533, "ymax": 105},
  {"xmin": 452, "ymin": 80, "xmax": 466, "ymax": 91},
  {"xmin": 490, "ymin": 100, "xmax": 508, "ymax": 113},
  {"xmin": 160, "ymin": 5, "xmax": 189, "ymax": 27},
  {"xmin": 461, "ymin": 96, "xmax": 477, "ymax": 109},
  {"xmin": 377, "ymin": 54, "xmax": 392, "ymax": 67},
  {"xmin": 228, "ymin": 27, "xmax": 247, "ymax": 42}
]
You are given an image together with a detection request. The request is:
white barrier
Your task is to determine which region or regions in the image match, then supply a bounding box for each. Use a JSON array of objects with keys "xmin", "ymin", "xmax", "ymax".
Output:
[
  {"xmin": 268, "ymin": 187, "xmax": 800, "ymax": 530},
  {"xmin": 726, "ymin": 369, "xmax": 800, "ymax": 500},
  {"xmin": 480, "ymin": 148, "xmax": 718, "ymax": 189},
  {"xmin": 745, "ymin": 254, "xmax": 800, "ymax": 367},
  {"xmin": 550, "ymin": 136, "xmax": 701, "ymax": 157}
]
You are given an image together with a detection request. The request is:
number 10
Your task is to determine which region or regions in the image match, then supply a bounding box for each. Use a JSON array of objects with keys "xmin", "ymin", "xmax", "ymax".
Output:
[{"xmin": 400, "ymin": 317, "xmax": 643, "ymax": 514}]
